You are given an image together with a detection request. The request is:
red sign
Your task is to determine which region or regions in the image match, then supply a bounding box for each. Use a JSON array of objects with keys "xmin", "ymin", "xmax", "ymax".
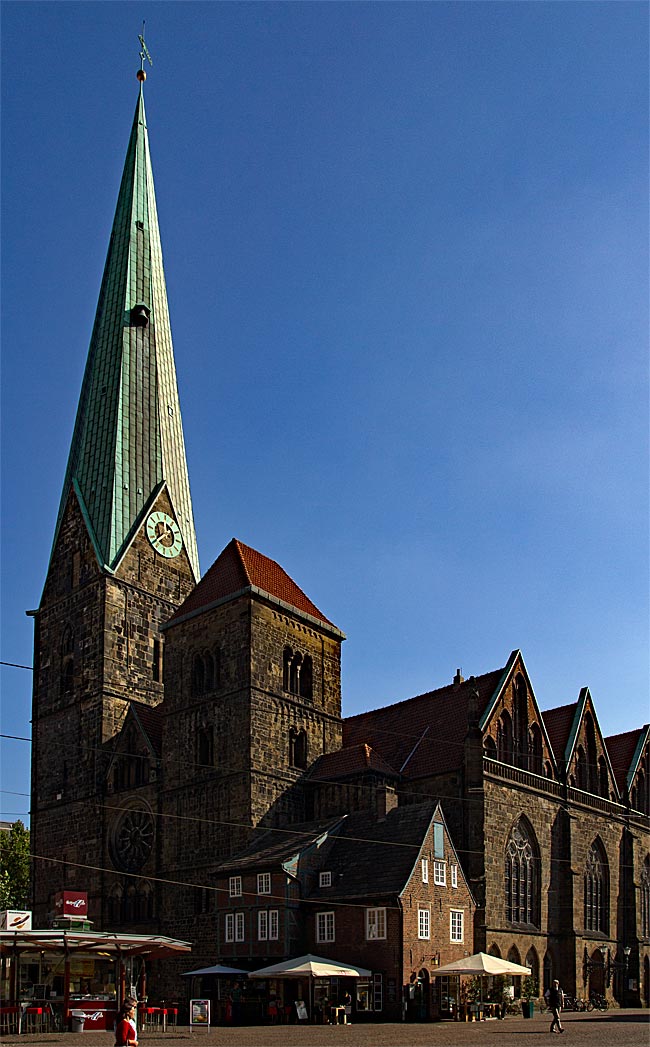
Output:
[{"xmin": 54, "ymin": 891, "xmax": 88, "ymax": 917}]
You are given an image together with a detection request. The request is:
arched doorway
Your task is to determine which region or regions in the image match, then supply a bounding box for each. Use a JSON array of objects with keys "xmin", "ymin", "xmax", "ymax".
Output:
[
  {"xmin": 588, "ymin": 949, "xmax": 606, "ymax": 997},
  {"xmin": 418, "ymin": 968, "xmax": 431, "ymax": 1020}
]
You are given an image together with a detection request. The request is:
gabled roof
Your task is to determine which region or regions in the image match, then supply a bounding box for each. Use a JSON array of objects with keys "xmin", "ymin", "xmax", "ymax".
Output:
[
  {"xmin": 306, "ymin": 744, "xmax": 398, "ymax": 782},
  {"xmin": 50, "ymin": 86, "xmax": 199, "ymax": 580},
  {"xmin": 541, "ymin": 702, "xmax": 578, "ymax": 764},
  {"xmin": 212, "ymin": 817, "xmax": 345, "ymax": 875},
  {"xmin": 129, "ymin": 701, "xmax": 163, "ymax": 758},
  {"xmin": 307, "ymin": 801, "xmax": 440, "ymax": 901},
  {"xmin": 343, "ymin": 666, "xmax": 506, "ymax": 779},
  {"xmin": 166, "ymin": 538, "xmax": 341, "ymax": 634},
  {"xmin": 606, "ymin": 726, "xmax": 650, "ymax": 794}
]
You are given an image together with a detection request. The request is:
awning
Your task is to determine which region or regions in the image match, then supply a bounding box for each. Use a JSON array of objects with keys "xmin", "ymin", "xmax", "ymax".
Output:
[
  {"xmin": 434, "ymin": 952, "xmax": 531, "ymax": 977},
  {"xmin": 0, "ymin": 929, "xmax": 191, "ymax": 960},
  {"xmin": 249, "ymin": 954, "xmax": 371, "ymax": 979},
  {"xmin": 181, "ymin": 964, "xmax": 248, "ymax": 977}
]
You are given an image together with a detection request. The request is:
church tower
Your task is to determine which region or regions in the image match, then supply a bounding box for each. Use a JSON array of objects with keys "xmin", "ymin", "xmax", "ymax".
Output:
[{"xmin": 29, "ymin": 73, "xmax": 199, "ymax": 925}]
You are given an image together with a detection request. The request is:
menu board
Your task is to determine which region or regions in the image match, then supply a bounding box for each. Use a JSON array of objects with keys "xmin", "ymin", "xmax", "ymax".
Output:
[{"xmin": 190, "ymin": 999, "xmax": 210, "ymax": 1026}]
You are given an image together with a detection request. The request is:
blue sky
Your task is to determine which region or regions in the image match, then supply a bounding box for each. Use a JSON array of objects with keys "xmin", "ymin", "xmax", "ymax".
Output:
[{"xmin": 1, "ymin": 2, "xmax": 648, "ymax": 825}]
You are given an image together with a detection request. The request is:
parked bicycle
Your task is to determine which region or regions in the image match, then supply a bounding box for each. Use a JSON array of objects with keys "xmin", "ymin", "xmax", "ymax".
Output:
[{"xmin": 587, "ymin": 993, "xmax": 609, "ymax": 1011}]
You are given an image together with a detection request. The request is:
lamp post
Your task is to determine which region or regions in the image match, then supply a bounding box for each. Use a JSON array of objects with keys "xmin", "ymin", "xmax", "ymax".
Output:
[{"xmin": 583, "ymin": 945, "xmax": 631, "ymax": 995}]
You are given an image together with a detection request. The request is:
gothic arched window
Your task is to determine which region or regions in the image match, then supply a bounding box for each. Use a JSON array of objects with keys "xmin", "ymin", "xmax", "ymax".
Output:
[
  {"xmin": 576, "ymin": 746, "xmax": 587, "ymax": 789},
  {"xmin": 514, "ymin": 675, "xmax": 529, "ymax": 769},
  {"xmin": 598, "ymin": 756, "xmax": 608, "ymax": 799},
  {"xmin": 505, "ymin": 818, "xmax": 540, "ymax": 927},
  {"xmin": 192, "ymin": 653, "xmax": 205, "ymax": 696},
  {"xmin": 528, "ymin": 723, "xmax": 543, "ymax": 775},
  {"xmin": 584, "ymin": 840, "xmax": 608, "ymax": 934},
  {"xmin": 641, "ymin": 856, "xmax": 650, "ymax": 939},
  {"xmin": 484, "ymin": 736, "xmax": 497, "ymax": 760},
  {"xmin": 61, "ymin": 627, "xmax": 74, "ymax": 696},
  {"xmin": 585, "ymin": 713, "xmax": 598, "ymax": 792},
  {"xmin": 497, "ymin": 711, "xmax": 513, "ymax": 765},
  {"xmin": 290, "ymin": 652, "xmax": 302, "ymax": 694},
  {"xmin": 283, "ymin": 647, "xmax": 292, "ymax": 691},
  {"xmin": 204, "ymin": 653, "xmax": 215, "ymax": 692},
  {"xmin": 300, "ymin": 655, "xmax": 313, "ymax": 700},
  {"xmin": 289, "ymin": 727, "xmax": 308, "ymax": 769}
]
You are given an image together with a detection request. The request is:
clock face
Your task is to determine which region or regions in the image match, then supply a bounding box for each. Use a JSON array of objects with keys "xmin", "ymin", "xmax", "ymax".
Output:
[{"xmin": 146, "ymin": 510, "xmax": 183, "ymax": 558}]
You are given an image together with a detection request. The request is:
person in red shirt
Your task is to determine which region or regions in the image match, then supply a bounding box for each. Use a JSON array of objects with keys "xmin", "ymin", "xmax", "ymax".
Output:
[{"xmin": 115, "ymin": 997, "xmax": 138, "ymax": 1047}]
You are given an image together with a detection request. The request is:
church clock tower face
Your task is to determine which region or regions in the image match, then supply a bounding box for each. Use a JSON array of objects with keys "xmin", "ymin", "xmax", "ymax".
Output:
[{"xmin": 146, "ymin": 510, "xmax": 183, "ymax": 558}]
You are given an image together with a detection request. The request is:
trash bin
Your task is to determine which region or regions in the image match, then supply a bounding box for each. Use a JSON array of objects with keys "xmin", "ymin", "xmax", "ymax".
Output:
[{"xmin": 71, "ymin": 1012, "xmax": 85, "ymax": 1033}]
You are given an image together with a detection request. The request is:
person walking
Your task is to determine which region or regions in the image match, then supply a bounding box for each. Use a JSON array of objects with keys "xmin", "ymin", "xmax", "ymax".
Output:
[
  {"xmin": 115, "ymin": 997, "xmax": 138, "ymax": 1047},
  {"xmin": 549, "ymin": 980, "xmax": 565, "ymax": 1034}
]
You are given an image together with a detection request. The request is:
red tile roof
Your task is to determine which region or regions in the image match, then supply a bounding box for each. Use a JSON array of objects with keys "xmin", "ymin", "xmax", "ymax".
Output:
[
  {"xmin": 541, "ymin": 703, "xmax": 577, "ymax": 762},
  {"xmin": 167, "ymin": 538, "xmax": 334, "ymax": 627},
  {"xmin": 605, "ymin": 729, "xmax": 644, "ymax": 794},
  {"xmin": 343, "ymin": 668, "xmax": 505, "ymax": 779},
  {"xmin": 307, "ymin": 743, "xmax": 399, "ymax": 781}
]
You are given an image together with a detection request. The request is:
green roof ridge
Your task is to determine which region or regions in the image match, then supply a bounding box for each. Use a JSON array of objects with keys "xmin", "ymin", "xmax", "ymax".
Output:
[{"xmin": 51, "ymin": 88, "xmax": 199, "ymax": 581}]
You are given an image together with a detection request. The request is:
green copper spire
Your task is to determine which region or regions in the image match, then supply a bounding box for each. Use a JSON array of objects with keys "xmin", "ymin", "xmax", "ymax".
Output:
[{"xmin": 53, "ymin": 86, "xmax": 200, "ymax": 581}]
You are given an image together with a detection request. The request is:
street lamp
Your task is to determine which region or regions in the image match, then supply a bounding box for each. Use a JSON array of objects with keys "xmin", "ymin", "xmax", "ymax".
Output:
[{"xmin": 583, "ymin": 945, "xmax": 631, "ymax": 989}]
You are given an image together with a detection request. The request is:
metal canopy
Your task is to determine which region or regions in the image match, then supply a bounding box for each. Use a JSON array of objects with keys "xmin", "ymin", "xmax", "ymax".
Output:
[{"xmin": 0, "ymin": 929, "xmax": 191, "ymax": 960}]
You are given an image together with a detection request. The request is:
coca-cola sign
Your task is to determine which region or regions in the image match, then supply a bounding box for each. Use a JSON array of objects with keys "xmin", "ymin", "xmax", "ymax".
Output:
[{"xmin": 54, "ymin": 891, "xmax": 88, "ymax": 917}]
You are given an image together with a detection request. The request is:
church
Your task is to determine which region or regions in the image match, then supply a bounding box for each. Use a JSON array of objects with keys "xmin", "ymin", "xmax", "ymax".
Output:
[{"xmin": 29, "ymin": 75, "xmax": 650, "ymax": 1017}]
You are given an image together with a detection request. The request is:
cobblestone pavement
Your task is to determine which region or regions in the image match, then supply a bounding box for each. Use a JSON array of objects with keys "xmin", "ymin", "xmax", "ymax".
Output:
[{"xmin": 2, "ymin": 1012, "xmax": 649, "ymax": 1047}]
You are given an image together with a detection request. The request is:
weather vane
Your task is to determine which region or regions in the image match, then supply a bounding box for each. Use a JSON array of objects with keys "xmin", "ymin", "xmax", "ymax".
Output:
[{"xmin": 137, "ymin": 21, "xmax": 153, "ymax": 82}]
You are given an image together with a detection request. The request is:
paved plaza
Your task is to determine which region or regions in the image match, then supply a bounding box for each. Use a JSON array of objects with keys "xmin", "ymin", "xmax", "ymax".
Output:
[{"xmin": 2, "ymin": 1011, "xmax": 649, "ymax": 1047}]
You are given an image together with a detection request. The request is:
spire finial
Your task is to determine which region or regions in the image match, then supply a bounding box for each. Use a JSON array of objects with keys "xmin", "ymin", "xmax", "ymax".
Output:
[{"xmin": 137, "ymin": 22, "xmax": 153, "ymax": 83}]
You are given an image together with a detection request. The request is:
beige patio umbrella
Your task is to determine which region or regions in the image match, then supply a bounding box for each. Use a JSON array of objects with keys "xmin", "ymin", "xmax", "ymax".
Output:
[
  {"xmin": 249, "ymin": 954, "xmax": 372, "ymax": 1021},
  {"xmin": 433, "ymin": 952, "xmax": 531, "ymax": 1013},
  {"xmin": 434, "ymin": 952, "xmax": 531, "ymax": 977}
]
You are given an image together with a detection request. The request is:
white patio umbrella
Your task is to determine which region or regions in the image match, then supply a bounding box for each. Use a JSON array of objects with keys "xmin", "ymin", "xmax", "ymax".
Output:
[
  {"xmin": 433, "ymin": 952, "xmax": 531, "ymax": 1014},
  {"xmin": 434, "ymin": 953, "xmax": 531, "ymax": 977},
  {"xmin": 249, "ymin": 954, "xmax": 372, "ymax": 1022},
  {"xmin": 181, "ymin": 964, "xmax": 249, "ymax": 977},
  {"xmin": 248, "ymin": 954, "xmax": 371, "ymax": 979}
]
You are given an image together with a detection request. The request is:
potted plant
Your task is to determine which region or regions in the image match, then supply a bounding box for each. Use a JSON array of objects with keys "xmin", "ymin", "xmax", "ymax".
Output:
[{"xmin": 521, "ymin": 977, "xmax": 538, "ymax": 1019}]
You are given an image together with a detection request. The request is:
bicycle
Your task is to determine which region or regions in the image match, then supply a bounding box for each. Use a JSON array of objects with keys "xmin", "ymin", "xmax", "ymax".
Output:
[{"xmin": 587, "ymin": 993, "xmax": 609, "ymax": 1011}]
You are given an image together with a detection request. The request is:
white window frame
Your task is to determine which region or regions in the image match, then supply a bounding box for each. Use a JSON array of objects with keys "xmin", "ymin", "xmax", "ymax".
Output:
[
  {"xmin": 229, "ymin": 875, "xmax": 242, "ymax": 897},
  {"xmin": 450, "ymin": 909, "xmax": 464, "ymax": 943},
  {"xmin": 225, "ymin": 911, "xmax": 245, "ymax": 943},
  {"xmin": 316, "ymin": 911, "xmax": 335, "ymax": 943},
  {"xmin": 257, "ymin": 872, "xmax": 271, "ymax": 895},
  {"xmin": 258, "ymin": 910, "xmax": 268, "ymax": 940},
  {"xmin": 319, "ymin": 871, "xmax": 332, "ymax": 888},
  {"xmin": 451, "ymin": 864, "xmax": 458, "ymax": 888},
  {"xmin": 365, "ymin": 907, "xmax": 386, "ymax": 940},
  {"xmin": 269, "ymin": 908, "xmax": 279, "ymax": 940},
  {"xmin": 418, "ymin": 907, "xmax": 430, "ymax": 940},
  {"xmin": 421, "ymin": 858, "xmax": 429, "ymax": 884},
  {"xmin": 434, "ymin": 860, "xmax": 446, "ymax": 886},
  {"xmin": 258, "ymin": 909, "xmax": 279, "ymax": 941}
]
